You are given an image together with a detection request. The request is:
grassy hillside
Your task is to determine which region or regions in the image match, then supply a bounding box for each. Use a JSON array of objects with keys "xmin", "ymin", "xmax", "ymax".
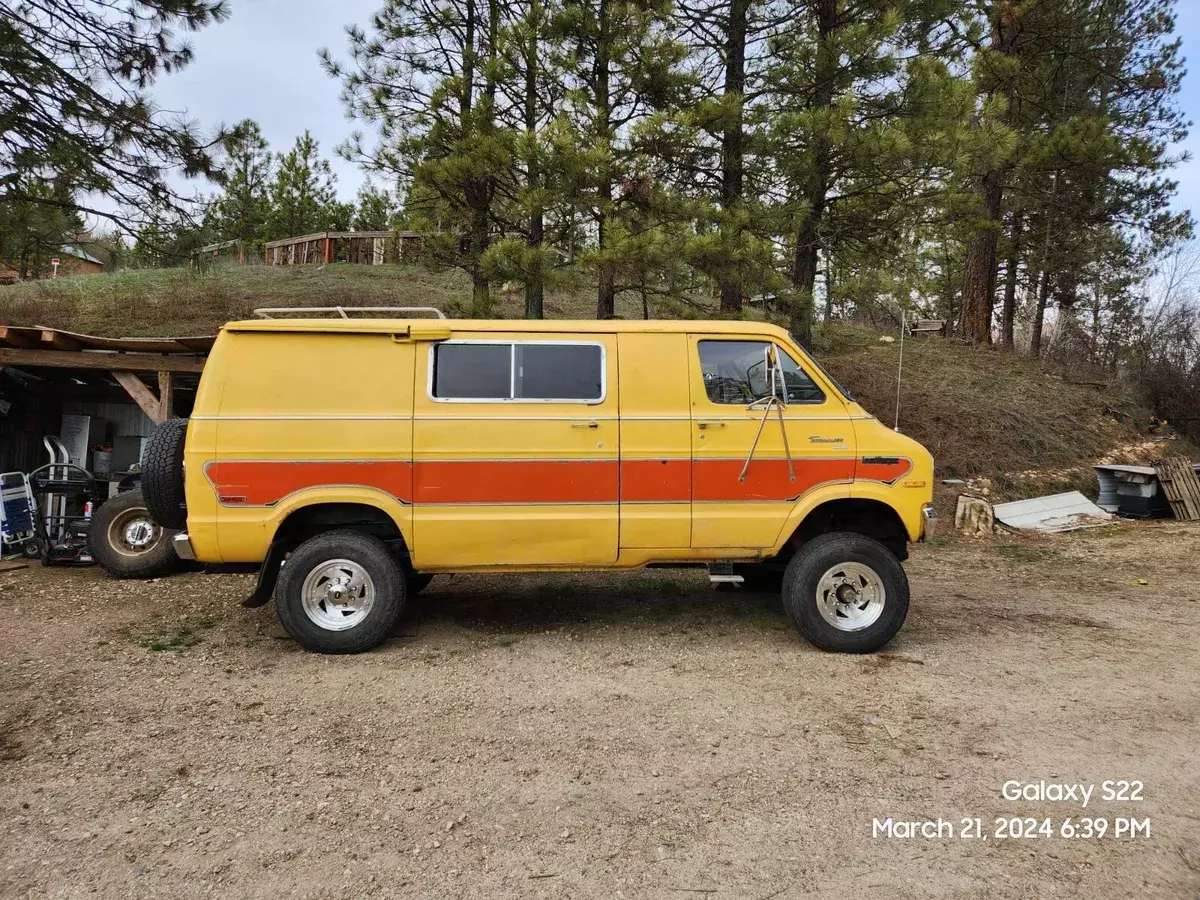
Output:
[
  {"xmin": 815, "ymin": 326, "xmax": 1174, "ymax": 489},
  {"xmin": 0, "ymin": 262, "xmax": 620, "ymax": 335},
  {"xmin": 2, "ymin": 262, "xmax": 1184, "ymax": 487}
]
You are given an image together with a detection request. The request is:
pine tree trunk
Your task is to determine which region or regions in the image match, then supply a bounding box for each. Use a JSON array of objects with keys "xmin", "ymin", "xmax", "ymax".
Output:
[
  {"xmin": 961, "ymin": 2, "xmax": 1021, "ymax": 345},
  {"xmin": 597, "ymin": 201, "xmax": 615, "ymax": 319},
  {"xmin": 1030, "ymin": 267, "xmax": 1050, "ymax": 358},
  {"xmin": 1000, "ymin": 212, "xmax": 1023, "ymax": 349},
  {"xmin": 962, "ymin": 168, "xmax": 1004, "ymax": 343},
  {"xmin": 525, "ymin": 212, "xmax": 544, "ymax": 319},
  {"xmin": 594, "ymin": 0, "xmax": 615, "ymax": 320},
  {"xmin": 470, "ymin": 205, "xmax": 490, "ymax": 316},
  {"xmin": 524, "ymin": 0, "xmax": 544, "ymax": 320},
  {"xmin": 1029, "ymin": 171, "xmax": 1059, "ymax": 357},
  {"xmin": 942, "ymin": 239, "xmax": 956, "ymax": 332},
  {"xmin": 790, "ymin": 228, "xmax": 819, "ymax": 347},
  {"xmin": 787, "ymin": 0, "xmax": 836, "ymax": 349},
  {"xmin": 462, "ymin": 0, "xmax": 490, "ymax": 317},
  {"xmin": 824, "ymin": 256, "xmax": 835, "ymax": 323},
  {"xmin": 718, "ymin": 0, "xmax": 748, "ymax": 314}
]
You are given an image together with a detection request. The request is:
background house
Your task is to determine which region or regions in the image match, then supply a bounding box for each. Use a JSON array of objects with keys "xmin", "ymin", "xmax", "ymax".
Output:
[{"xmin": 57, "ymin": 245, "xmax": 105, "ymax": 276}]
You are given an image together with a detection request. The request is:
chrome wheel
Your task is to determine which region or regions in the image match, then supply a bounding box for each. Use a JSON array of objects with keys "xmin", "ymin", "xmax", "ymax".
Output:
[
  {"xmin": 300, "ymin": 559, "xmax": 376, "ymax": 632},
  {"xmin": 816, "ymin": 562, "xmax": 886, "ymax": 632},
  {"xmin": 106, "ymin": 507, "xmax": 163, "ymax": 558}
]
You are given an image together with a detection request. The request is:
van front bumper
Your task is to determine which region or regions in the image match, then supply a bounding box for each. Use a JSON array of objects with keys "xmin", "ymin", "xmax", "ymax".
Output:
[{"xmin": 921, "ymin": 504, "xmax": 938, "ymax": 541}]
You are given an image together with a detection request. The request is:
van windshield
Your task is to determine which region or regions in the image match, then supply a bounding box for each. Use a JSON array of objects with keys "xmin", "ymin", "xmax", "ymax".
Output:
[{"xmin": 795, "ymin": 341, "xmax": 853, "ymax": 402}]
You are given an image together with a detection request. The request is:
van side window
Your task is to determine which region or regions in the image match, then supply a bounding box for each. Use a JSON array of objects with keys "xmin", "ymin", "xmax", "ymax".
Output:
[
  {"xmin": 698, "ymin": 340, "xmax": 825, "ymax": 405},
  {"xmin": 432, "ymin": 341, "xmax": 604, "ymax": 402},
  {"xmin": 433, "ymin": 343, "xmax": 511, "ymax": 399},
  {"xmin": 516, "ymin": 344, "xmax": 603, "ymax": 400}
]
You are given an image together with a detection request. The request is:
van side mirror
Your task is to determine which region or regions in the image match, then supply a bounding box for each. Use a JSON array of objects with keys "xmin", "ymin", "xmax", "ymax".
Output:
[{"xmin": 765, "ymin": 345, "xmax": 787, "ymax": 407}]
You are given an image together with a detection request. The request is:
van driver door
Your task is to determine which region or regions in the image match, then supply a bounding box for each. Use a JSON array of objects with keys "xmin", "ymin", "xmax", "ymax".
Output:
[{"xmin": 688, "ymin": 336, "xmax": 856, "ymax": 549}]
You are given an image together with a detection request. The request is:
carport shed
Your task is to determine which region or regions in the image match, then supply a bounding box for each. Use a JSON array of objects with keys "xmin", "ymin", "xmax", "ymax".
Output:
[{"xmin": 0, "ymin": 327, "xmax": 211, "ymax": 474}]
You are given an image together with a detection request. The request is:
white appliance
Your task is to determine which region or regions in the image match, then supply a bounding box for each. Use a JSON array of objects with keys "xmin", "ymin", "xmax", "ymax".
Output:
[{"xmin": 59, "ymin": 415, "xmax": 107, "ymax": 469}]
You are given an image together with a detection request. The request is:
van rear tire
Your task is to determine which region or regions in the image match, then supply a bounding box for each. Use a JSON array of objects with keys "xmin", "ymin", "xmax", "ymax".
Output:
[
  {"xmin": 782, "ymin": 533, "xmax": 909, "ymax": 653},
  {"xmin": 275, "ymin": 531, "xmax": 406, "ymax": 654}
]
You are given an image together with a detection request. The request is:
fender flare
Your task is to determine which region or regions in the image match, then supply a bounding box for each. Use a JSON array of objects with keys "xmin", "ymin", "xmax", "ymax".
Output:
[
  {"xmin": 850, "ymin": 481, "xmax": 923, "ymax": 542},
  {"xmin": 264, "ymin": 486, "xmax": 414, "ymax": 549},
  {"xmin": 769, "ymin": 483, "xmax": 918, "ymax": 554},
  {"xmin": 768, "ymin": 483, "xmax": 856, "ymax": 554},
  {"xmin": 241, "ymin": 487, "xmax": 414, "ymax": 608}
]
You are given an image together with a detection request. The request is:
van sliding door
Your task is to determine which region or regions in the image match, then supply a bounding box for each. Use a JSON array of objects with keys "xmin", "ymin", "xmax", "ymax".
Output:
[{"xmin": 410, "ymin": 333, "xmax": 619, "ymax": 569}]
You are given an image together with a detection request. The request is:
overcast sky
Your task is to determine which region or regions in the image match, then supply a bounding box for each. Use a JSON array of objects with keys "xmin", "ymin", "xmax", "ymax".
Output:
[
  {"xmin": 149, "ymin": 0, "xmax": 1199, "ymax": 215},
  {"xmin": 152, "ymin": 0, "xmax": 383, "ymax": 204}
]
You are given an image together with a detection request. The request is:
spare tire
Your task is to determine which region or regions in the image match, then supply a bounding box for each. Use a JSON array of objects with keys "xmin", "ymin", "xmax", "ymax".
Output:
[
  {"xmin": 88, "ymin": 488, "xmax": 179, "ymax": 579},
  {"xmin": 143, "ymin": 417, "xmax": 189, "ymax": 529}
]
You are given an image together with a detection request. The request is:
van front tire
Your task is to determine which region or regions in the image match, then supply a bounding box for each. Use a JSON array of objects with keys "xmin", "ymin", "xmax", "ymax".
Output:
[
  {"xmin": 275, "ymin": 531, "xmax": 406, "ymax": 654},
  {"xmin": 782, "ymin": 533, "xmax": 909, "ymax": 653}
]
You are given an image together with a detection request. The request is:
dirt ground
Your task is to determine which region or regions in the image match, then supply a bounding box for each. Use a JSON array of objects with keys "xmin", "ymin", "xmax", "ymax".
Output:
[{"xmin": 1, "ymin": 522, "xmax": 1198, "ymax": 899}]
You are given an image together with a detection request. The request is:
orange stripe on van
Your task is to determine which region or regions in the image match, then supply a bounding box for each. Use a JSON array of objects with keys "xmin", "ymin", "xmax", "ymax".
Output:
[
  {"xmin": 620, "ymin": 459, "xmax": 691, "ymax": 502},
  {"xmin": 414, "ymin": 460, "xmax": 619, "ymax": 505},
  {"xmin": 205, "ymin": 460, "xmax": 414, "ymax": 506},
  {"xmin": 693, "ymin": 458, "xmax": 856, "ymax": 502},
  {"xmin": 205, "ymin": 456, "xmax": 912, "ymax": 507}
]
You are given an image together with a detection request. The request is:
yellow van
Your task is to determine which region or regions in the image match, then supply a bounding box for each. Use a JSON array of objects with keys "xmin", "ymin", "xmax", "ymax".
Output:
[{"xmin": 143, "ymin": 309, "xmax": 935, "ymax": 655}]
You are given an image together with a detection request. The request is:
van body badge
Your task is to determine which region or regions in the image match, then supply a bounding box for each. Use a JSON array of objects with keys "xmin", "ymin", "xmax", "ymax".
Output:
[{"xmin": 809, "ymin": 436, "xmax": 845, "ymax": 443}]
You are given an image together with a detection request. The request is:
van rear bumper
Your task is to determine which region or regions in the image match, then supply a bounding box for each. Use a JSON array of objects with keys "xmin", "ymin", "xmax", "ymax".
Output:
[{"xmin": 172, "ymin": 532, "xmax": 195, "ymax": 560}]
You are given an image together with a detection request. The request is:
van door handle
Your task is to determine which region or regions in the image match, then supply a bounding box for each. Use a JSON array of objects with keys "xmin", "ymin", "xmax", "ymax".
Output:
[
  {"xmin": 572, "ymin": 421, "xmax": 599, "ymax": 428},
  {"xmin": 696, "ymin": 421, "xmax": 726, "ymax": 429}
]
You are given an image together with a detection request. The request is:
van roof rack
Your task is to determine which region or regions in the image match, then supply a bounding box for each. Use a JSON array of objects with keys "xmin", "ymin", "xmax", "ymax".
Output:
[{"xmin": 253, "ymin": 306, "xmax": 446, "ymax": 320}]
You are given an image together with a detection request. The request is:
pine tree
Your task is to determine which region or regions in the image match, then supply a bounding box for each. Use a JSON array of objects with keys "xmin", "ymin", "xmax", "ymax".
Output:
[
  {"xmin": 956, "ymin": 0, "xmax": 1189, "ymax": 349},
  {"xmin": 670, "ymin": 0, "xmax": 779, "ymax": 314},
  {"xmin": 485, "ymin": 0, "xmax": 568, "ymax": 318},
  {"xmin": 956, "ymin": 0, "xmax": 1026, "ymax": 344},
  {"xmin": 210, "ymin": 120, "xmax": 273, "ymax": 254},
  {"xmin": 266, "ymin": 132, "xmax": 342, "ymax": 239},
  {"xmin": 353, "ymin": 181, "xmax": 399, "ymax": 231},
  {"xmin": 0, "ymin": 178, "xmax": 81, "ymax": 278},
  {"xmin": 553, "ymin": 0, "xmax": 692, "ymax": 318},
  {"xmin": 0, "ymin": 1, "xmax": 227, "ymax": 231},
  {"xmin": 324, "ymin": 0, "xmax": 512, "ymax": 314},
  {"xmin": 763, "ymin": 0, "xmax": 964, "ymax": 346}
]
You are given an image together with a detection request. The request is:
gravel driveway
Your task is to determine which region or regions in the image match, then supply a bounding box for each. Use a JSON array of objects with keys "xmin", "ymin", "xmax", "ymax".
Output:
[{"xmin": 1, "ymin": 523, "xmax": 1198, "ymax": 899}]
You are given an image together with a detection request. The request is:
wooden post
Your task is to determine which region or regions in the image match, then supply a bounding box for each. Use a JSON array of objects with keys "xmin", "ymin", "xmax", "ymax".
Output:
[
  {"xmin": 158, "ymin": 371, "xmax": 174, "ymax": 422},
  {"xmin": 113, "ymin": 372, "xmax": 165, "ymax": 424}
]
